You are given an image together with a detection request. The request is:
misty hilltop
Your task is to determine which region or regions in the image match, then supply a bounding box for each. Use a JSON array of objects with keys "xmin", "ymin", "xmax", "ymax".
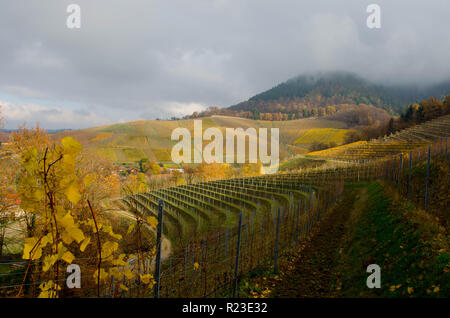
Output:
[{"xmin": 227, "ymin": 71, "xmax": 450, "ymax": 115}]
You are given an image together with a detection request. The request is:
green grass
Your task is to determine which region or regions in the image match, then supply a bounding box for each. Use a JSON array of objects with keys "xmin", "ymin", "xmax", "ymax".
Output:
[
  {"xmin": 334, "ymin": 183, "xmax": 449, "ymax": 297},
  {"xmin": 0, "ymin": 264, "xmax": 11, "ymax": 274}
]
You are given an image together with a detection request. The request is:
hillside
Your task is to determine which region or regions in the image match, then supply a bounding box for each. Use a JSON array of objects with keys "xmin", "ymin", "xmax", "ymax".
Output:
[
  {"xmin": 228, "ymin": 71, "xmax": 450, "ymax": 115},
  {"xmin": 308, "ymin": 114, "xmax": 450, "ymax": 160},
  {"xmin": 55, "ymin": 116, "xmax": 348, "ymax": 165}
]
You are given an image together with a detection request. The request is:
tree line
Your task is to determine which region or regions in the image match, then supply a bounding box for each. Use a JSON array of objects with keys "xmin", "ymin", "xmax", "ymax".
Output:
[{"xmin": 344, "ymin": 95, "xmax": 450, "ymax": 143}]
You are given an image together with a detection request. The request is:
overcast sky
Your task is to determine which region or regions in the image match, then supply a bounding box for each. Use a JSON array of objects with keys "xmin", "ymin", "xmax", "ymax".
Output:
[{"xmin": 0, "ymin": 0, "xmax": 449, "ymax": 129}]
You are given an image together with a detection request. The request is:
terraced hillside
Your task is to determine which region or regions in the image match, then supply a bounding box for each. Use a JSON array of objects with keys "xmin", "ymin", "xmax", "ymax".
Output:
[
  {"xmin": 55, "ymin": 116, "xmax": 347, "ymax": 164},
  {"xmin": 120, "ymin": 175, "xmax": 325, "ymax": 245},
  {"xmin": 118, "ymin": 170, "xmax": 344, "ymax": 297},
  {"xmin": 308, "ymin": 115, "xmax": 450, "ymax": 161},
  {"xmin": 294, "ymin": 128, "xmax": 349, "ymax": 146}
]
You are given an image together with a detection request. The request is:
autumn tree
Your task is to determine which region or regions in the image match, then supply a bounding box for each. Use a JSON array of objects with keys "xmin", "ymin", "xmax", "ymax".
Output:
[
  {"xmin": 138, "ymin": 158, "xmax": 150, "ymax": 174},
  {"xmin": 197, "ymin": 162, "xmax": 233, "ymax": 181},
  {"xmin": 444, "ymin": 95, "xmax": 450, "ymax": 114},
  {"xmin": 0, "ymin": 156, "xmax": 20, "ymax": 257},
  {"xmin": 11, "ymin": 124, "xmax": 51, "ymax": 155},
  {"xmin": 344, "ymin": 129, "xmax": 362, "ymax": 144},
  {"xmin": 9, "ymin": 126, "xmax": 52, "ymax": 238},
  {"xmin": 0, "ymin": 106, "xmax": 18, "ymax": 256},
  {"xmin": 170, "ymin": 170, "xmax": 186, "ymax": 185},
  {"xmin": 182, "ymin": 164, "xmax": 198, "ymax": 184},
  {"xmin": 17, "ymin": 136, "xmax": 153, "ymax": 297},
  {"xmin": 148, "ymin": 162, "xmax": 162, "ymax": 175},
  {"xmin": 17, "ymin": 137, "xmax": 90, "ymax": 297},
  {"xmin": 240, "ymin": 162, "xmax": 262, "ymax": 177},
  {"xmin": 419, "ymin": 97, "xmax": 444, "ymax": 121}
]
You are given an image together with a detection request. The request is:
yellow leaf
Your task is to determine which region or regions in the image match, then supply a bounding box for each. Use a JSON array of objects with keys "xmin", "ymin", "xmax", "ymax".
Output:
[
  {"xmin": 65, "ymin": 182, "xmax": 81, "ymax": 205},
  {"xmin": 433, "ymin": 286, "xmax": 440, "ymax": 293},
  {"xmin": 61, "ymin": 232, "xmax": 74, "ymax": 245},
  {"xmin": 80, "ymin": 237, "xmax": 90, "ymax": 252},
  {"xmin": 62, "ymin": 137, "xmax": 82, "ymax": 154},
  {"xmin": 33, "ymin": 189, "xmax": 44, "ymax": 201},
  {"xmin": 83, "ymin": 173, "xmax": 96, "ymax": 187},
  {"xmin": 43, "ymin": 255, "xmax": 58, "ymax": 272},
  {"xmin": 93, "ymin": 268, "xmax": 108, "ymax": 282},
  {"xmin": 85, "ymin": 219, "xmax": 102, "ymax": 232},
  {"xmin": 194, "ymin": 262, "xmax": 199, "ymax": 270},
  {"xmin": 147, "ymin": 216, "xmax": 158, "ymax": 228},
  {"xmin": 40, "ymin": 233, "xmax": 53, "ymax": 248},
  {"xmin": 102, "ymin": 226, "xmax": 122, "ymax": 240},
  {"xmin": 38, "ymin": 290, "xmax": 51, "ymax": 298},
  {"xmin": 62, "ymin": 251, "xmax": 75, "ymax": 264},
  {"xmin": 61, "ymin": 154, "xmax": 76, "ymax": 171},
  {"xmin": 407, "ymin": 287, "xmax": 414, "ymax": 294},
  {"xmin": 102, "ymin": 241, "xmax": 119, "ymax": 259},
  {"xmin": 38, "ymin": 281, "xmax": 60, "ymax": 298},
  {"xmin": 68, "ymin": 226, "xmax": 84, "ymax": 243},
  {"xmin": 123, "ymin": 269, "xmax": 134, "ymax": 280},
  {"xmin": 56, "ymin": 242, "xmax": 68, "ymax": 259},
  {"xmin": 127, "ymin": 223, "xmax": 135, "ymax": 235},
  {"xmin": 22, "ymin": 237, "xmax": 42, "ymax": 260},
  {"xmin": 110, "ymin": 268, "xmax": 124, "ymax": 280},
  {"xmin": 39, "ymin": 281, "xmax": 53, "ymax": 292},
  {"xmin": 110, "ymin": 231, "xmax": 122, "ymax": 240},
  {"xmin": 59, "ymin": 212, "xmax": 85, "ymax": 243},
  {"xmin": 140, "ymin": 274, "xmax": 155, "ymax": 286},
  {"xmin": 112, "ymin": 254, "xmax": 128, "ymax": 266},
  {"xmin": 176, "ymin": 176, "xmax": 186, "ymax": 185},
  {"xmin": 119, "ymin": 284, "xmax": 128, "ymax": 291}
]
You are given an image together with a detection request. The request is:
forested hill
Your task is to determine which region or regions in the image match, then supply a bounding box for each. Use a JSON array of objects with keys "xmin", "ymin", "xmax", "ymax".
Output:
[{"xmin": 228, "ymin": 71, "xmax": 450, "ymax": 115}]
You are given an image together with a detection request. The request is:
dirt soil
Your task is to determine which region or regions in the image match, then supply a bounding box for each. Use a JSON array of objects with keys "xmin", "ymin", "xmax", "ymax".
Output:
[{"xmin": 271, "ymin": 189, "xmax": 358, "ymax": 297}]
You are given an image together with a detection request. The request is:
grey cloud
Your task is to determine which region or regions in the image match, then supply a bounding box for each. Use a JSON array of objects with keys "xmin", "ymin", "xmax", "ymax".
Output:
[{"xmin": 0, "ymin": 0, "xmax": 449, "ymax": 128}]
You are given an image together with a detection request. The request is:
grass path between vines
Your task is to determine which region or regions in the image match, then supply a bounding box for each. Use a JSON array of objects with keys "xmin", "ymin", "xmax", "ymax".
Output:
[{"xmin": 270, "ymin": 188, "xmax": 361, "ymax": 297}]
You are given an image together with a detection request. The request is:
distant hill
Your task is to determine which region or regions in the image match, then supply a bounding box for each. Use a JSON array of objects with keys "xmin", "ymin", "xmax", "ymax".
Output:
[
  {"xmin": 229, "ymin": 71, "xmax": 450, "ymax": 115},
  {"xmin": 0, "ymin": 128, "xmax": 72, "ymax": 145},
  {"xmin": 185, "ymin": 71, "xmax": 450, "ymax": 123},
  {"xmin": 0, "ymin": 128, "xmax": 72, "ymax": 134},
  {"xmin": 55, "ymin": 116, "xmax": 348, "ymax": 165}
]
